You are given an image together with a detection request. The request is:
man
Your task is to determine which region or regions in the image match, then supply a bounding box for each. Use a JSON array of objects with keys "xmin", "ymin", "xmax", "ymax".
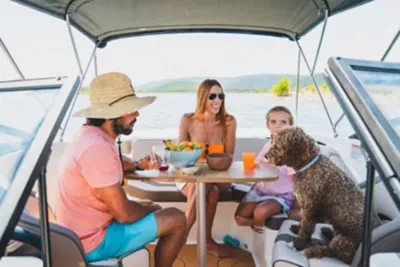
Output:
[{"xmin": 56, "ymin": 72, "xmax": 187, "ymax": 267}]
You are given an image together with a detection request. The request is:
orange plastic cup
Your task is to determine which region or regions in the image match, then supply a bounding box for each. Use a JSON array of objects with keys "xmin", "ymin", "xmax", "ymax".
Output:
[{"xmin": 242, "ymin": 152, "xmax": 256, "ymax": 170}]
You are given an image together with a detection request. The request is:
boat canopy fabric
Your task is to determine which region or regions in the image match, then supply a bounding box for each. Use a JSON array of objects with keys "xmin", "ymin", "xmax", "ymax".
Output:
[{"xmin": 13, "ymin": 0, "xmax": 373, "ymax": 45}]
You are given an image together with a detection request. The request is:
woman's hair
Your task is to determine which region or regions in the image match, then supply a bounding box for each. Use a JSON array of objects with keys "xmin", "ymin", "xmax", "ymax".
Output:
[
  {"xmin": 266, "ymin": 106, "xmax": 294, "ymax": 126},
  {"xmin": 193, "ymin": 79, "xmax": 228, "ymax": 121},
  {"xmin": 193, "ymin": 79, "xmax": 230, "ymax": 142}
]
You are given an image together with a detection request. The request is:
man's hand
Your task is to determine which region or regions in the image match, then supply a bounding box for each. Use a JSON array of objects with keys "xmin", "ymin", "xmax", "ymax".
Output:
[{"xmin": 137, "ymin": 154, "xmax": 160, "ymax": 170}]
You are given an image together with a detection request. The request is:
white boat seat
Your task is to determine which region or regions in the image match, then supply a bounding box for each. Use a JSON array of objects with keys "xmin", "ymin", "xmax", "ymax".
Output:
[
  {"xmin": 16, "ymin": 212, "xmax": 150, "ymax": 267},
  {"xmin": 272, "ymin": 218, "xmax": 400, "ymax": 267}
]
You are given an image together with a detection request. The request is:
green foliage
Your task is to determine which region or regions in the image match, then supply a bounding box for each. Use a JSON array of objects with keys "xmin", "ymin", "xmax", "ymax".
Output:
[
  {"xmin": 254, "ymin": 88, "xmax": 267, "ymax": 93},
  {"xmin": 150, "ymin": 81, "xmax": 198, "ymax": 92},
  {"xmin": 271, "ymin": 77, "xmax": 291, "ymax": 96},
  {"xmin": 305, "ymin": 81, "xmax": 331, "ymax": 94},
  {"xmin": 320, "ymin": 81, "xmax": 331, "ymax": 92},
  {"xmin": 79, "ymin": 86, "xmax": 89, "ymax": 94}
]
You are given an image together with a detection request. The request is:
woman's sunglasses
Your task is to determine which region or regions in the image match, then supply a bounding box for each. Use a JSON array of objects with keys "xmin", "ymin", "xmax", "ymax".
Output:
[{"xmin": 208, "ymin": 93, "xmax": 225, "ymax": 101}]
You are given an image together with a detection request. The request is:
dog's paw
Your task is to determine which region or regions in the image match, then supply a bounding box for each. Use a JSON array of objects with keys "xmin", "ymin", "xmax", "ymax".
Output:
[
  {"xmin": 304, "ymin": 247, "xmax": 322, "ymax": 259},
  {"xmin": 290, "ymin": 224, "xmax": 300, "ymax": 235},
  {"xmin": 293, "ymin": 238, "xmax": 309, "ymax": 251}
]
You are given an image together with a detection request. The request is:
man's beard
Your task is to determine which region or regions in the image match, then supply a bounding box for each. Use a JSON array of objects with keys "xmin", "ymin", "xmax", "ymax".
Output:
[{"xmin": 112, "ymin": 118, "xmax": 136, "ymax": 136}]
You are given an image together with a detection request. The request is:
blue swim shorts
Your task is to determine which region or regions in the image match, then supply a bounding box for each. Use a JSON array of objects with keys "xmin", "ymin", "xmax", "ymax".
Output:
[{"xmin": 86, "ymin": 213, "xmax": 157, "ymax": 262}]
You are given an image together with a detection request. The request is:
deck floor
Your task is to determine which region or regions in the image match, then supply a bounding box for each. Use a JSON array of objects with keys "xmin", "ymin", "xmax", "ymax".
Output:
[{"xmin": 147, "ymin": 244, "xmax": 255, "ymax": 267}]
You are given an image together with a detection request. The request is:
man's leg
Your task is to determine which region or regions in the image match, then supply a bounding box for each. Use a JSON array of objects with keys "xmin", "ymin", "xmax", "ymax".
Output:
[{"xmin": 153, "ymin": 207, "xmax": 187, "ymax": 267}]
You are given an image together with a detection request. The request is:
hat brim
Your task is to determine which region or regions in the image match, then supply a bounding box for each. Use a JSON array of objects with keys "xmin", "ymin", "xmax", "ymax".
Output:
[{"xmin": 72, "ymin": 96, "xmax": 156, "ymax": 119}]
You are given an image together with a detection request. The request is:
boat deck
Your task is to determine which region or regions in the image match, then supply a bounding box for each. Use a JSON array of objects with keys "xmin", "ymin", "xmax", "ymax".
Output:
[{"xmin": 147, "ymin": 244, "xmax": 255, "ymax": 267}]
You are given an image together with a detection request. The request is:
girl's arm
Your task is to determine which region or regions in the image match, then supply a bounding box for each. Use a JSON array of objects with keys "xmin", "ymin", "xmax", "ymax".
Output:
[
  {"xmin": 255, "ymin": 142, "xmax": 270, "ymax": 165},
  {"xmin": 224, "ymin": 116, "xmax": 237, "ymax": 154},
  {"xmin": 178, "ymin": 114, "xmax": 191, "ymax": 143}
]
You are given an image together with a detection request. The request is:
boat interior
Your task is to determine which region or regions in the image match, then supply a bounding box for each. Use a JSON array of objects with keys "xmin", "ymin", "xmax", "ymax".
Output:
[{"xmin": 1, "ymin": 0, "xmax": 400, "ymax": 267}]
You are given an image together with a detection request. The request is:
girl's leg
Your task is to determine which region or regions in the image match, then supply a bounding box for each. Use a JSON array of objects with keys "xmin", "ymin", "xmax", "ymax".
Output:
[
  {"xmin": 234, "ymin": 201, "xmax": 258, "ymax": 226},
  {"xmin": 253, "ymin": 199, "xmax": 282, "ymax": 226}
]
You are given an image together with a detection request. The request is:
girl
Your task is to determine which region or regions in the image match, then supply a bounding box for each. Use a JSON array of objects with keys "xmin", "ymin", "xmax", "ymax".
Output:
[{"xmin": 235, "ymin": 106, "xmax": 301, "ymax": 228}]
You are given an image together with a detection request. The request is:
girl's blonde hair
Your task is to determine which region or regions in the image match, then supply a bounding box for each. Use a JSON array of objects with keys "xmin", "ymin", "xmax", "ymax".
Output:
[{"xmin": 266, "ymin": 106, "xmax": 294, "ymax": 126}]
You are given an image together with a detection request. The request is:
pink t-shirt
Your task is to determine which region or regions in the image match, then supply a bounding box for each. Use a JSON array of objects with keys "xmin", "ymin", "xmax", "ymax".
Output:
[
  {"xmin": 254, "ymin": 141, "xmax": 295, "ymax": 195},
  {"xmin": 56, "ymin": 126, "xmax": 122, "ymax": 253}
]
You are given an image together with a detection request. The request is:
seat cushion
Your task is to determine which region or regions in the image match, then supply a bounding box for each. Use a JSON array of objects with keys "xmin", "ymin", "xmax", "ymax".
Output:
[
  {"xmin": 90, "ymin": 248, "xmax": 150, "ymax": 267},
  {"xmin": 272, "ymin": 220, "xmax": 348, "ymax": 267}
]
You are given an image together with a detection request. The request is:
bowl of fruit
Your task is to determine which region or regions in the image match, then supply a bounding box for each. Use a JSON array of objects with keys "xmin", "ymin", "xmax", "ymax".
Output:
[{"xmin": 163, "ymin": 140, "xmax": 203, "ymax": 168}]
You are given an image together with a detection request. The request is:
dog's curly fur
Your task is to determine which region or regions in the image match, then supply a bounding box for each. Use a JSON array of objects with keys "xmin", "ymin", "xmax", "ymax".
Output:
[{"xmin": 267, "ymin": 126, "xmax": 381, "ymax": 264}]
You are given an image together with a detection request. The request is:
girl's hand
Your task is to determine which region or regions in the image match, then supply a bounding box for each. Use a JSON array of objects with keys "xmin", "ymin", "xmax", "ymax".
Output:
[{"xmin": 288, "ymin": 209, "xmax": 302, "ymax": 221}]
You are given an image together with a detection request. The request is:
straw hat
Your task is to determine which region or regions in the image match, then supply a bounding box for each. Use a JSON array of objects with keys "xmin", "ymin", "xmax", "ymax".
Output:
[{"xmin": 73, "ymin": 72, "xmax": 156, "ymax": 119}]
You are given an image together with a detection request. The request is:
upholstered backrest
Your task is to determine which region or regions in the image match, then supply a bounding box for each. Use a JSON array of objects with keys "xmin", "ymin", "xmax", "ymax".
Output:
[
  {"xmin": 351, "ymin": 217, "xmax": 400, "ymax": 267},
  {"xmin": 18, "ymin": 212, "xmax": 89, "ymax": 267}
]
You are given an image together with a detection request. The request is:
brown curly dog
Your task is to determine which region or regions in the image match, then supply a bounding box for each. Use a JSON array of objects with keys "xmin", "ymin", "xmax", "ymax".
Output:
[{"xmin": 266, "ymin": 126, "xmax": 381, "ymax": 264}]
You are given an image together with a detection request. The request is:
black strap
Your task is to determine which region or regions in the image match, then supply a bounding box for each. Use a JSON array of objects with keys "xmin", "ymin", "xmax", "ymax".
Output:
[{"xmin": 109, "ymin": 93, "xmax": 136, "ymax": 106}]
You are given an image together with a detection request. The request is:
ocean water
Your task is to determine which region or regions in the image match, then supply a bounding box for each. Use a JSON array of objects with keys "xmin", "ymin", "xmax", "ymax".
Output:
[{"xmin": 60, "ymin": 93, "xmax": 355, "ymax": 141}]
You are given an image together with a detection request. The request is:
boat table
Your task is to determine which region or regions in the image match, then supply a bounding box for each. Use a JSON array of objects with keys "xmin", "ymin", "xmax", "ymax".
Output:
[{"xmin": 124, "ymin": 161, "xmax": 278, "ymax": 267}]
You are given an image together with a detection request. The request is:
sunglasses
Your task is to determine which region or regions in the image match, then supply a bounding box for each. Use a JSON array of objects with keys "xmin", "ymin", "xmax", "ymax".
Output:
[{"xmin": 208, "ymin": 93, "xmax": 225, "ymax": 101}]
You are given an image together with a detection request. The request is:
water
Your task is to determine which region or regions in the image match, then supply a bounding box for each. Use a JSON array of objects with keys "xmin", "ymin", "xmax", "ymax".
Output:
[{"xmin": 60, "ymin": 93, "xmax": 355, "ymax": 141}]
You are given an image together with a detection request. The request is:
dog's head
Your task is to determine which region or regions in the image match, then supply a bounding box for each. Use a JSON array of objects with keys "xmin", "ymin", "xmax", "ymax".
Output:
[{"xmin": 266, "ymin": 126, "xmax": 319, "ymax": 169}]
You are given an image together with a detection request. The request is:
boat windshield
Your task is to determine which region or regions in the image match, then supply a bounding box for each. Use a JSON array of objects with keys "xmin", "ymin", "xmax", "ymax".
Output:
[
  {"xmin": 0, "ymin": 77, "xmax": 79, "ymax": 251},
  {"xmin": 353, "ymin": 69, "xmax": 400, "ymax": 139},
  {"xmin": 327, "ymin": 57, "xmax": 400, "ymax": 178},
  {"xmin": 0, "ymin": 89, "xmax": 59, "ymax": 204}
]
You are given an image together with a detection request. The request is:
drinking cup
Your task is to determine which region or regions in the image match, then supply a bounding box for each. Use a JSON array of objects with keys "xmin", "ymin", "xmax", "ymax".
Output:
[
  {"xmin": 242, "ymin": 152, "xmax": 256, "ymax": 170},
  {"xmin": 152, "ymin": 145, "xmax": 170, "ymax": 172}
]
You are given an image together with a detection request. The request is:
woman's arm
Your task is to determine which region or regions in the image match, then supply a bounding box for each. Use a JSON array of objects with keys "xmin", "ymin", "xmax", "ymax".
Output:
[
  {"xmin": 224, "ymin": 115, "xmax": 237, "ymax": 154},
  {"xmin": 178, "ymin": 114, "xmax": 191, "ymax": 143}
]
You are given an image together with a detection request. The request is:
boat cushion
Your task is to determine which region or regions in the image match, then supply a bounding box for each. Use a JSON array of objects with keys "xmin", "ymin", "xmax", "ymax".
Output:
[{"xmin": 272, "ymin": 220, "xmax": 348, "ymax": 267}]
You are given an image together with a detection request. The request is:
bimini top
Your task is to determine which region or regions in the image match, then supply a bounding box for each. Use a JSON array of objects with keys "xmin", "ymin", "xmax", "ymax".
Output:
[{"xmin": 13, "ymin": 0, "xmax": 372, "ymax": 46}]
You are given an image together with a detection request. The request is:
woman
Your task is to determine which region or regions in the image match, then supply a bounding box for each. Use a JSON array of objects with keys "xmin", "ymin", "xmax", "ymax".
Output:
[{"xmin": 177, "ymin": 79, "xmax": 236, "ymax": 258}]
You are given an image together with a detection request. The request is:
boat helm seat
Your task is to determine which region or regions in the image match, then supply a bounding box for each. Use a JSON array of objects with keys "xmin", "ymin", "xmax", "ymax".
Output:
[
  {"xmin": 16, "ymin": 212, "xmax": 150, "ymax": 267},
  {"xmin": 271, "ymin": 217, "xmax": 400, "ymax": 267}
]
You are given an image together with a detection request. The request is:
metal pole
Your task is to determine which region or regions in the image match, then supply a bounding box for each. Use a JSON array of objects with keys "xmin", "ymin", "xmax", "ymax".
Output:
[
  {"xmin": 94, "ymin": 52, "xmax": 99, "ymax": 76},
  {"xmin": 381, "ymin": 28, "xmax": 400, "ymax": 61},
  {"xmin": 311, "ymin": 10, "xmax": 329, "ymax": 74},
  {"xmin": 295, "ymin": 50, "xmax": 301, "ymax": 122},
  {"xmin": 296, "ymin": 40, "xmax": 337, "ymax": 136},
  {"xmin": 196, "ymin": 182, "xmax": 207, "ymax": 267},
  {"xmin": 66, "ymin": 14, "xmax": 84, "ymax": 76},
  {"xmin": 361, "ymin": 157, "xmax": 375, "ymax": 267},
  {"xmin": 59, "ymin": 43, "xmax": 98, "ymax": 142},
  {"xmin": 38, "ymin": 167, "xmax": 52, "ymax": 267},
  {"xmin": 0, "ymin": 38, "xmax": 25, "ymax": 79}
]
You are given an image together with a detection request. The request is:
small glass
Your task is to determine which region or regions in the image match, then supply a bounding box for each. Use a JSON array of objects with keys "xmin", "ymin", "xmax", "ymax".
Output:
[
  {"xmin": 242, "ymin": 152, "xmax": 256, "ymax": 171},
  {"xmin": 152, "ymin": 145, "xmax": 170, "ymax": 172}
]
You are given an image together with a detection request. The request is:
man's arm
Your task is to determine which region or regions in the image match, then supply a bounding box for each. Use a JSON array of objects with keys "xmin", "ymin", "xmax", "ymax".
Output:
[{"xmin": 95, "ymin": 183, "xmax": 159, "ymax": 224}]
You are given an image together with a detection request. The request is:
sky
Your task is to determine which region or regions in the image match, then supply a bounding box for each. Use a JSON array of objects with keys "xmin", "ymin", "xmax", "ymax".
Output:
[{"xmin": 0, "ymin": 0, "xmax": 399, "ymax": 86}]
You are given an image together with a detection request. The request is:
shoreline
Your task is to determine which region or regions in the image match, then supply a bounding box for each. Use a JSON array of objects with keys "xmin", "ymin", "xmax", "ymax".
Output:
[{"xmin": 80, "ymin": 90, "xmax": 335, "ymax": 101}]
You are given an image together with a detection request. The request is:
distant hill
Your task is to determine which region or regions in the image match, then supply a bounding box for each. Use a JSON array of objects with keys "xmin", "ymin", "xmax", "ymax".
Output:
[{"xmin": 136, "ymin": 73, "xmax": 325, "ymax": 92}]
